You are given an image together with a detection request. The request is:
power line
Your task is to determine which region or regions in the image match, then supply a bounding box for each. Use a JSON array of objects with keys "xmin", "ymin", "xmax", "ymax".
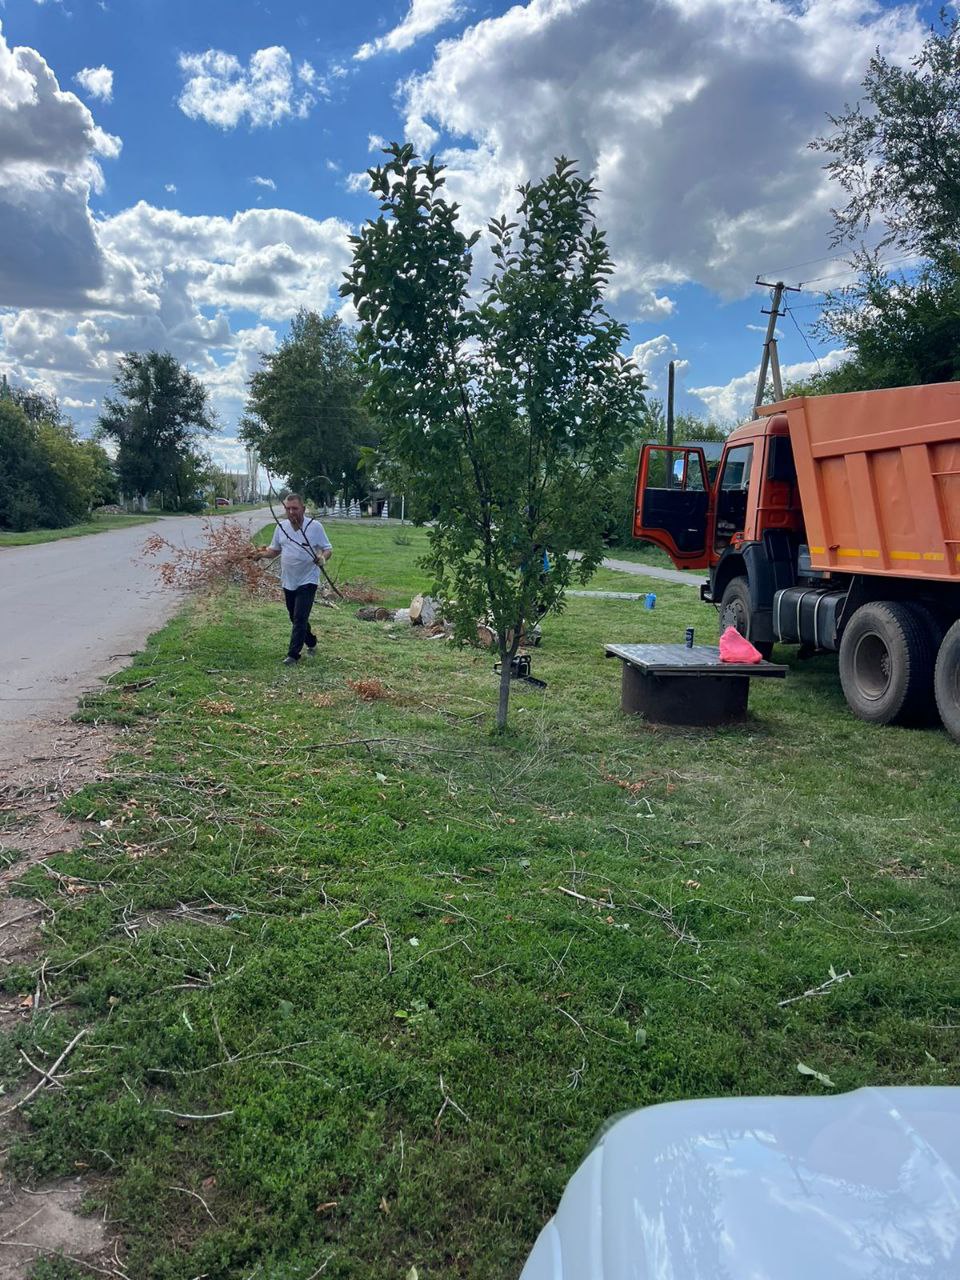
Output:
[
  {"xmin": 784, "ymin": 305, "xmax": 823, "ymax": 377},
  {"xmin": 801, "ymin": 251, "xmax": 924, "ymax": 287}
]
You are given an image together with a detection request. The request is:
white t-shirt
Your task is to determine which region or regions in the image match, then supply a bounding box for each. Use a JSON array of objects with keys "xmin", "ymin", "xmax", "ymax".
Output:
[{"xmin": 270, "ymin": 516, "xmax": 333, "ymax": 590}]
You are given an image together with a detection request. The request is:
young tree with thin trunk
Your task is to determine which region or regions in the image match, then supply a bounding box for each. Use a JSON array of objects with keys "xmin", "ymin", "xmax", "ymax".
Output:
[{"xmin": 342, "ymin": 145, "xmax": 645, "ymax": 730}]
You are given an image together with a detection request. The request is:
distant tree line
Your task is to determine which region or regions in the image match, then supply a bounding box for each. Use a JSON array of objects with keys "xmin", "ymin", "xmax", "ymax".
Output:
[{"xmin": 0, "ymin": 385, "xmax": 116, "ymax": 531}]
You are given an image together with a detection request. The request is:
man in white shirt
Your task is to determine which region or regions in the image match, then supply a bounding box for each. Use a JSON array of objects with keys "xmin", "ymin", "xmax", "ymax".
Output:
[{"xmin": 253, "ymin": 494, "xmax": 333, "ymax": 664}]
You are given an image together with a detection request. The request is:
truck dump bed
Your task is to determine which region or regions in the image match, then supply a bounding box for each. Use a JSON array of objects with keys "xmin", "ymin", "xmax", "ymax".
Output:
[{"xmin": 759, "ymin": 384, "xmax": 960, "ymax": 582}]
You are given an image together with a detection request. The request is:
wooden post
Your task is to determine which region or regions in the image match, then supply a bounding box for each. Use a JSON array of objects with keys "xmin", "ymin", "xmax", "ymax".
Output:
[{"xmin": 753, "ymin": 278, "xmax": 800, "ymax": 417}]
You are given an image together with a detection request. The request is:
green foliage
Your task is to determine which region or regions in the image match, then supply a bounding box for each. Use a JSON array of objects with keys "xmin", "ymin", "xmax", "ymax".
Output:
[
  {"xmin": 811, "ymin": 13, "xmax": 960, "ymax": 261},
  {"xmin": 810, "ymin": 254, "xmax": 960, "ymax": 391},
  {"xmin": 96, "ymin": 351, "xmax": 214, "ymax": 510},
  {"xmin": 28, "ymin": 1259, "xmax": 91, "ymax": 1280},
  {"xmin": 0, "ymin": 397, "xmax": 113, "ymax": 531},
  {"xmin": 807, "ymin": 15, "xmax": 960, "ymax": 394},
  {"xmin": 241, "ymin": 311, "xmax": 375, "ymax": 502},
  {"xmin": 342, "ymin": 144, "xmax": 645, "ymax": 726}
]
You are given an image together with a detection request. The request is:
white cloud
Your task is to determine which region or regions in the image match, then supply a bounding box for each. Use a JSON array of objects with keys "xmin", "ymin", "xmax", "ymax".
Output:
[
  {"xmin": 177, "ymin": 46, "xmax": 315, "ymax": 128},
  {"xmin": 397, "ymin": 0, "xmax": 928, "ymax": 318},
  {"xmin": 690, "ymin": 348, "xmax": 852, "ymax": 423},
  {"xmin": 0, "ymin": 25, "xmax": 351, "ymax": 445},
  {"xmin": 251, "ymin": 175, "xmax": 276, "ymax": 189},
  {"xmin": 74, "ymin": 65, "xmax": 113, "ymax": 102},
  {"xmin": 630, "ymin": 334, "xmax": 688, "ymax": 395},
  {"xmin": 0, "ymin": 24, "xmax": 121, "ymax": 309},
  {"xmin": 355, "ymin": 0, "xmax": 463, "ymax": 60},
  {"xmin": 0, "ymin": 199, "xmax": 354, "ymax": 435}
]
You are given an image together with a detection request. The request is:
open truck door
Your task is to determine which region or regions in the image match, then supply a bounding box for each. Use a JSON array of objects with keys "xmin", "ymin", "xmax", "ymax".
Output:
[{"xmin": 634, "ymin": 444, "xmax": 712, "ymax": 568}]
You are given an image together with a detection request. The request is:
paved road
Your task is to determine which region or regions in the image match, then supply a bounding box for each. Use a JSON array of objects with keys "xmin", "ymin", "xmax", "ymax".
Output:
[
  {"xmin": 569, "ymin": 550, "xmax": 705, "ymax": 587},
  {"xmin": 0, "ymin": 510, "xmax": 273, "ymax": 765},
  {"xmin": 599, "ymin": 555, "xmax": 705, "ymax": 586}
]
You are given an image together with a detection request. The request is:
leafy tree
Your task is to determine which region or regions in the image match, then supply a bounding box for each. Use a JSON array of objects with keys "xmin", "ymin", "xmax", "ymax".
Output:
[
  {"xmin": 810, "ymin": 253, "xmax": 960, "ymax": 391},
  {"xmin": 811, "ymin": 12, "xmax": 960, "ymax": 262},
  {"xmin": 0, "ymin": 398, "xmax": 110, "ymax": 529},
  {"xmin": 806, "ymin": 14, "xmax": 960, "ymax": 393},
  {"xmin": 241, "ymin": 311, "xmax": 375, "ymax": 503},
  {"xmin": 78, "ymin": 438, "xmax": 119, "ymax": 507},
  {"xmin": 342, "ymin": 145, "xmax": 645, "ymax": 729},
  {"xmin": 96, "ymin": 352, "xmax": 215, "ymax": 511}
]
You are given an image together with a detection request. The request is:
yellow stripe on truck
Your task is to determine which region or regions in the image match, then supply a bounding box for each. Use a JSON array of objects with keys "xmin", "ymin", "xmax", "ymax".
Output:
[{"xmin": 810, "ymin": 546, "xmax": 946, "ymax": 562}]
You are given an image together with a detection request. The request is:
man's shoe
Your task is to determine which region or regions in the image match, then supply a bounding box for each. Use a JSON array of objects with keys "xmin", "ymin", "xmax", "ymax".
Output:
[
  {"xmin": 305, "ymin": 646, "xmax": 317, "ymax": 658},
  {"xmin": 282, "ymin": 655, "xmax": 299, "ymax": 665}
]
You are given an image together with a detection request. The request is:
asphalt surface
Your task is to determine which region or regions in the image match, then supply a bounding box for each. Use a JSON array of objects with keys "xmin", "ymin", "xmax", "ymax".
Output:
[
  {"xmin": 569, "ymin": 550, "xmax": 705, "ymax": 587},
  {"xmin": 0, "ymin": 509, "xmax": 273, "ymax": 767}
]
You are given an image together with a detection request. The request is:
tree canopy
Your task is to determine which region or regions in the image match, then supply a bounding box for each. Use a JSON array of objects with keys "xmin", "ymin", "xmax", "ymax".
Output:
[
  {"xmin": 811, "ymin": 13, "xmax": 960, "ymax": 262},
  {"xmin": 96, "ymin": 351, "xmax": 215, "ymax": 510},
  {"xmin": 0, "ymin": 392, "xmax": 116, "ymax": 531},
  {"xmin": 808, "ymin": 14, "xmax": 960, "ymax": 393},
  {"xmin": 241, "ymin": 311, "xmax": 374, "ymax": 503},
  {"xmin": 342, "ymin": 144, "xmax": 645, "ymax": 728}
]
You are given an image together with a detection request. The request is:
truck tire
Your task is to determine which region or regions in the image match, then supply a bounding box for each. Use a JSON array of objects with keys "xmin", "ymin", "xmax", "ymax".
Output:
[
  {"xmin": 934, "ymin": 620, "xmax": 960, "ymax": 742},
  {"xmin": 839, "ymin": 601, "xmax": 935, "ymax": 726},
  {"xmin": 718, "ymin": 577, "xmax": 772, "ymax": 659}
]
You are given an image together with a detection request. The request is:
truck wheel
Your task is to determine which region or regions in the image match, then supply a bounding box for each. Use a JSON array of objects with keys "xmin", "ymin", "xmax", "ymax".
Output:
[
  {"xmin": 934, "ymin": 620, "xmax": 960, "ymax": 742},
  {"xmin": 718, "ymin": 577, "xmax": 772, "ymax": 659},
  {"xmin": 839, "ymin": 601, "xmax": 935, "ymax": 725}
]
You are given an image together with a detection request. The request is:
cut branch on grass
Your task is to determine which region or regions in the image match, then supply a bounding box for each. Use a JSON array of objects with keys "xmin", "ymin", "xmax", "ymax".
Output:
[
  {"xmin": 168, "ymin": 1184, "xmax": 219, "ymax": 1224},
  {"xmin": 778, "ymin": 968, "xmax": 853, "ymax": 1007},
  {"xmin": 2, "ymin": 1026, "xmax": 88, "ymax": 1115},
  {"xmin": 155, "ymin": 1107, "xmax": 234, "ymax": 1121},
  {"xmin": 435, "ymin": 1074, "xmax": 470, "ymax": 1129}
]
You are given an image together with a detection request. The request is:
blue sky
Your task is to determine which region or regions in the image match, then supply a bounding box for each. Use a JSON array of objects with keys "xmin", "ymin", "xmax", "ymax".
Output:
[{"xmin": 0, "ymin": 0, "xmax": 938, "ymax": 464}]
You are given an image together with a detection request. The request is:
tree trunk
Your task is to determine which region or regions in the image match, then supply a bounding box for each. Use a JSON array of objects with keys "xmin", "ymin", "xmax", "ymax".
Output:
[{"xmin": 496, "ymin": 645, "xmax": 512, "ymax": 730}]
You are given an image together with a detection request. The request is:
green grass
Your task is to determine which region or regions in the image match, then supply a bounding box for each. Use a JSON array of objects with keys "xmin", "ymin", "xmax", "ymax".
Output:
[
  {"xmin": 0, "ymin": 514, "xmax": 158, "ymax": 546},
  {"xmin": 6, "ymin": 522, "xmax": 959, "ymax": 1278}
]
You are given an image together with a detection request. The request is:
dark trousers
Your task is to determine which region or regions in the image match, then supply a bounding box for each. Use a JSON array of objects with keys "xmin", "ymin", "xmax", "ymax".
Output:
[{"xmin": 283, "ymin": 585, "xmax": 318, "ymax": 658}]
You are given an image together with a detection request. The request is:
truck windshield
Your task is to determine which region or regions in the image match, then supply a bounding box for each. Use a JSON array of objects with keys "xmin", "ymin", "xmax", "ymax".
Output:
[{"xmin": 714, "ymin": 443, "xmax": 754, "ymax": 552}]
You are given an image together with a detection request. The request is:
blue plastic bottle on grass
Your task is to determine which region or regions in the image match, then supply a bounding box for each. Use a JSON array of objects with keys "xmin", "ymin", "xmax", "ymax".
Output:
[{"xmin": 644, "ymin": 592, "xmax": 656, "ymax": 609}]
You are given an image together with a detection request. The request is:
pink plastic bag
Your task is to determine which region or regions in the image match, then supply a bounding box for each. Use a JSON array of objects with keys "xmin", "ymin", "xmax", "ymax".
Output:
[{"xmin": 719, "ymin": 626, "xmax": 763, "ymax": 664}]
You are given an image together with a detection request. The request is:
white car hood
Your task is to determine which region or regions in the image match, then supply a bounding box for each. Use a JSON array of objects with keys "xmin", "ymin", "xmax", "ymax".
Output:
[{"xmin": 520, "ymin": 1087, "xmax": 960, "ymax": 1279}]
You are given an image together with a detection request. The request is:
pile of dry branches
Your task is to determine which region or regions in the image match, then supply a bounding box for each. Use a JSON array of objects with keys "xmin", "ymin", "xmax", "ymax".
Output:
[
  {"xmin": 142, "ymin": 522, "xmax": 280, "ymax": 599},
  {"xmin": 142, "ymin": 523, "xmax": 386, "ymax": 605}
]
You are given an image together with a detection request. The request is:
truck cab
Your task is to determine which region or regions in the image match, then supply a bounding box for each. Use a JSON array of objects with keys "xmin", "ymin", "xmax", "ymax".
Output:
[{"xmin": 634, "ymin": 416, "xmax": 804, "ymax": 650}]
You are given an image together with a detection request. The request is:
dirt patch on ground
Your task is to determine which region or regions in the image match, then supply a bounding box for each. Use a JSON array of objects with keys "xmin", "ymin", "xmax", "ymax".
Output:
[{"xmin": 0, "ymin": 716, "xmax": 125, "ymax": 1278}]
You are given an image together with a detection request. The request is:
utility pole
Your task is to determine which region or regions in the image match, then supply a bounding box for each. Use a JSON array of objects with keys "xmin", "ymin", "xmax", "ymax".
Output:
[
  {"xmin": 753, "ymin": 278, "xmax": 800, "ymax": 417},
  {"xmin": 666, "ymin": 360, "xmax": 676, "ymax": 489}
]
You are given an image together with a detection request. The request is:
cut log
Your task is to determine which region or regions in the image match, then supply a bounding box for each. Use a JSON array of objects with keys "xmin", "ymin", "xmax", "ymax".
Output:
[
  {"xmin": 409, "ymin": 594, "xmax": 437, "ymax": 626},
  {"xmin": 356, "ymin": 606, "xmax": 394, "ymax": 622}
]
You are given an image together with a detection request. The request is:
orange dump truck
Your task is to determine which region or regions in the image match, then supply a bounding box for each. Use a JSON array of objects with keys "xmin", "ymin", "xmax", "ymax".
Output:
[{"xmin": 633, "ymin": 382, "xmax": 960, "ymax": 738}]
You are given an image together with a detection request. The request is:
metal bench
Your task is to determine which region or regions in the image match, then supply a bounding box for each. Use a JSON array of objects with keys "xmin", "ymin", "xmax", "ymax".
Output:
[{"xmin": 605, "ymin": 642, "xmax": 788, "ymax": 725}]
